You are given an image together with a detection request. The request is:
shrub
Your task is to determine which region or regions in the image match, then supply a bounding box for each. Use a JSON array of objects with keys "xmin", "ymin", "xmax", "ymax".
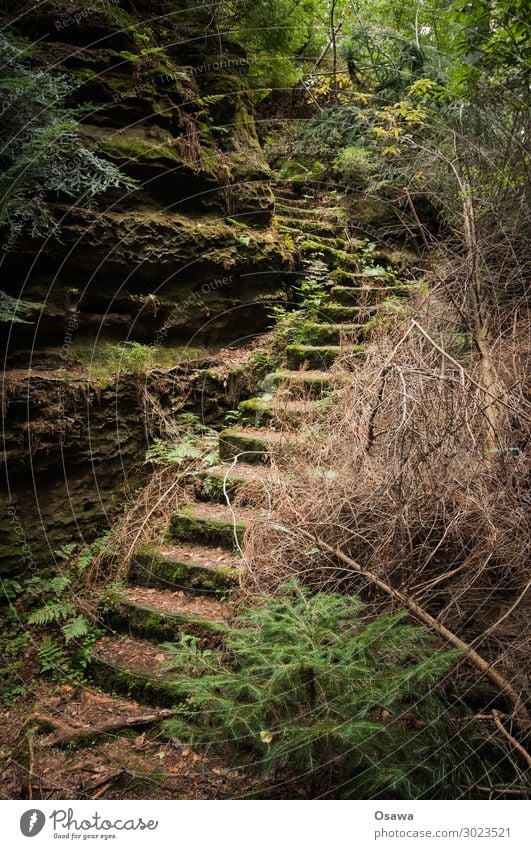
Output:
[{"xmin": 161, "ymin": 582, "xmax": 509, "ymax": 798}]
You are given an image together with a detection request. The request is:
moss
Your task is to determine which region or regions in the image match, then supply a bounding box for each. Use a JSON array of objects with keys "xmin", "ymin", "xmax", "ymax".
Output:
[
  {"xmin": 130, "ymin": 546, "xmax": 238, "ymax": 593},
  {"xmin": 285, "ymin": 344, "xmax": 341, "ymax": 371},
  {"xmin": 170, "ymin": 511, "xmax": 246, "ymax": 548},
  {"xmin": 218, "ymin": 428, "xmax": 270, "ymax": 464},
  {"xmin": 88, "ymin": 655, "xmax": 181, "ymax": 708},
  {"xmin": 268, "ymin": 371, "xmax": 338, "ymax": 399},
  {"xmin": 102, "ymin": 594, "xmax": 227, "ymax": 643},
  {"xmin": 297, "ymin": 321, "xmax": 362, "ymax": 346},
  {"xmin": 317, "ymin": 304, "xmax": 366, "ymax": 323},
  {"xmin": 238, "ymin": 397, "xmax": 274, "ymax": 423},
  {"xmin": 100, "ymin": 134, "xmax": 183, "ymax": 164},
  {"xmin": 299, "ymin": 239, "xmax": 362, "ymax": 271}
]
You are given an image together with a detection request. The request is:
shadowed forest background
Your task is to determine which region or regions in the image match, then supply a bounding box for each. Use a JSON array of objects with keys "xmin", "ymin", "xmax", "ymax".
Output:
[{"xmin": 0, "ymin": 0, "xmax": 529, "ymax": 800}]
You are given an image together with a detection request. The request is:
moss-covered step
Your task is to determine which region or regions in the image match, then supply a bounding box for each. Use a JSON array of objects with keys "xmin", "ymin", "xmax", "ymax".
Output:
[
  {"xmin": 329, "ymin": 269, "xmax": 389, "ymax": 286},
  {"xmin": 129, "ymin": 542, "xmax": 240, "ymax": 594},
  {"xmin": 277, "ymin": 220, "xmax": 342, "ymax": 239},
  {"xmin": 101, "ymin": 586, "xmax": 229, "ymax": 644},
  {"xmin": 297, "ymin": 321, "xmax": 365, "ymax": 345},
  {"xmin": 316, "ymin": 303, "xmax": 375, "ymax": 323},
  {"xmin": 88, "ymin": 636, "xmax": 182, "ymax": 708},
  {"xmin": 275, "ymin": 204, "xmax": 322, "ymax": 220},
  {"xmin": 285, "ymin": 344, "xmax": 341, "ymax": 370},
  {"xmin": 329, "ymin": 286, "xmax": 387, "ymax": 306},
  {"xmin": 237, "ymin": 397, "xmax": 315, "ymax": 427},
  {"xmin": 195, "ymin": 462, "xmax": 276, "ymax": 504},
  {"xmin": 299, "ymin": 240, "xmax": 361, "ymax": 271},
  {"xmin": 330, "ymin": 285, "xmax": 411, "ymax": 306},
  {"xmin": 169, "ymin": 502, "xmax": 255, "ymax": 548},
  {"xmin": 266, "ymin": 370, "xmax": 347, "ymax": 398},
  {"xmin": 218, "ymin": 427, "xmax": 297, "ymax": 464}
]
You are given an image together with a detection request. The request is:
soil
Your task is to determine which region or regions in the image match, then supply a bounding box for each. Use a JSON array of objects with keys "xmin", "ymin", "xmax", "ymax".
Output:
[
  {"xmin": 94, "ymin": 635, "xmax": 172, "ymax": 674},
  {"xmin": 0, "ymin": 683, "xmax": 262, "ymax": 800},
  {"xmin": 183, "ymin": 501, "xmax": 262, "ymax": 523},
  {"xmin": 122, "ymin": 587, "xmax": 231, "ymax": 623},
  {"xmin": 157, "ymin": 542, "xmax": 241, "ymax": 570}
]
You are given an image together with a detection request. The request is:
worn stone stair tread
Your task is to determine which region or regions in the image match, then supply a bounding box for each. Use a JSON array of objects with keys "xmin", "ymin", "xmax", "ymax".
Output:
[
  {"xmin": 201, "ymin": 462, "xmax": 278, "ymax": 484},
  {"xmin": 219, "ymin": 426, "xmax": 298, "ymax": 464},
  {"xmin": 102, "ymin": 585, "xmax": 230, "ymax": 644},
  {"xmin": 330, "ymin": 284, "xmax": 410, "ymax": 305},
  {"xmin": 170, "ymin": 501, "xmax": 260, "ymax": 547},
  {"xmin": 269, "ymin": 368, "xmax": 344, "ymax": 382},
  {"xmin": 275, "ymin": 204, "xmax": 322, "ymax": 220},
  {"xmin": 238, "ymin": 396, "xmax": 316, "ymax": 423},
  {"xmin": 114, "ymin": 586, "xmax": 231, "ymax": 623},
  {"xmin": 89, "ymin": 635, "xmax": 181, "ymax": 707},
  {"xmin": 317, "ymin": 303, "xmax": 374, "ymax": 323},
  {"xmin": 277, "ymin": 220, "xmax": 340, "ymax": 237},
  {"xmin": 130, "ymin": 541, "xmax": 241, "ymax": 592},
  {"xmin": 298, "ymin": 321, "xmax": 365, "ymax": 345}
]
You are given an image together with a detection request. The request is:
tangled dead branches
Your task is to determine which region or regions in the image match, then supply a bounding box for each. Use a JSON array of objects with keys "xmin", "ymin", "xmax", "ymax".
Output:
[{"xmin": 243, "ymin": 313, "xmax": 531, "ymax": 711}]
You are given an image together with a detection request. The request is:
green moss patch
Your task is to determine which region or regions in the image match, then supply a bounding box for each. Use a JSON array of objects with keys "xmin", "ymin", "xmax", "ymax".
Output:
[
  {"xmin": 130, "ymin": 546, "xmax": 238, "ymax": 594},
  {"xmin": 218, "ymin": 428, "xmax": 270, "ymax": 465},
  {"xmin": 170, "ymin": 510, "xmax": 247, "ymax": 548},
  {"xmin": 285, "ymin": 344, "xmax": 341, "ymax": 370}
]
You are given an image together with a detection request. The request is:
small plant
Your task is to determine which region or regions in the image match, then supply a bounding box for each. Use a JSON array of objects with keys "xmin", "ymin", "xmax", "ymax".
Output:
[
  {"xmin": 163, "ymin": 582, "xmax": 493, "ymax": 798},
  {"xmin": 103, "ymin": 341, "xmax": 153, "ymax": 373},
  {"xmin": 145, "ymin": 436, "xmax": 218, "ymax": 468},
  {"xmin": 0, "ymin": 608, "xmax": 29, "ymax": 702},
  {"xmin": 25, "ymin": 574, "xmax": 96, "ymax": 680}
]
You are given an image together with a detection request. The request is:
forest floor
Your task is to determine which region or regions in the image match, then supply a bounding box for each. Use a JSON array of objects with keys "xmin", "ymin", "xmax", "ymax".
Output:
[{"xmin": 0, "ymin": 682, "xmax": 265, "ymax": 800}]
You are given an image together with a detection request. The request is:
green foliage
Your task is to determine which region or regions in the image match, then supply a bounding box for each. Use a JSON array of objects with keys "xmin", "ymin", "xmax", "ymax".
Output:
[
  {"xmin": 0, "ymin": 607, "xmax": 29, "ymax": 702},
  {"xmin": 0, "ymin": 32, "xmax": 134, "ymax": 244},
  {"xmin": 24, "ymin": 573, "xmax": 96, "ymax": 680},
  {"xmin": 37, "ymin": 639, "xmax": 68, "ymax": 675},
  {"xmin": 332, "ymin": 145, "xmax": 376, "ymax": 188},
  {"xmin": 145, "ymin": 436, "xmax": 218, "ymax": 468},
  {"xmin": 76, "ymin": 532, "xmax": 113, "ymax": 573},
  {"xmin": 163, "ymin": 582, "xmax": 500, "ymax": 797},
  {"xmin": 0, "ymin": 291, "xmax": 43, "ymax": 324},
  {"xmin": 103, "ymin": 341, "xmax": 153, "ymax": 373}
]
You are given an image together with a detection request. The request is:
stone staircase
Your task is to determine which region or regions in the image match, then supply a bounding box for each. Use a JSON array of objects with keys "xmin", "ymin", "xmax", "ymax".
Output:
[{"xmin": 85, "ymin": 184, "xmax": 415, "ymax": 717}]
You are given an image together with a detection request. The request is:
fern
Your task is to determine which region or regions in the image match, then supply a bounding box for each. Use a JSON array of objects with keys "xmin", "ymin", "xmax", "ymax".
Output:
[
  {"xmin": 37, "ymin": 639, "xmax": 68, "ymax": 674},
  {"xmin": 27, "ymin": 601, "xmax": 75, "ymax": 626},
  {"xmin": 196, "ymin": 94, "xmax": 226, "ymax": 106},
  {"xmin": 62, "ymin": 615, "xmax": 90, "ymax": 644}
]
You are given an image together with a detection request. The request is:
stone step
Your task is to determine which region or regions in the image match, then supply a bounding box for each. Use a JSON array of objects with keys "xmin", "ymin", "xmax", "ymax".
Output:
[
  {"xmin": 274, "ymin": 190, "xmax": 317, "ymax": 206},
  {"xmin": 218, "ymin": 427, "xmax": 297, "ymax": 465},
  {"xmin": 275, "ymin": 203, "xmax": 322, "ymax": 220},
  {"xmin": 330, "ymin": 269, "xmax": 389, "ymax": 286},
  {"xmin": 285, "ymin": 344, "xmax": 341, "ymax": 370},
  {"xmin": 169, "ymin": 501, "xmax": 256, "ymax": 548},
  {"xmin": 88, "ymin": 635, "xmax": 181, "ymax": 708},
  {"xmin": 267, "ymin": 369, "xmax": 346, "ymax": 398},
  {"xmin": 238, "ymin": 396, "xmax": 315, "ymax": 426},
  {"xmin": 299, "ymin": 240, "xmax": 359, "ymax": 270},
  {"xmin": 195, "ymin": 461, "xmax": 276, "ymax": 503},
  {"xmin": 316, "ymin": 303, "xmax": 374, "ymax": 323},
  {"xmin": 101, "ymin": 585, "xmax": 230, "ymax": 644},
  {"xmin": 277, "ymin": 220, "xmax": 341, "ymax": 239},
  {"xmin": 330, "ymin": 284, "xmax": 411, "ymax": 305},
  {"xmin": 297, "ymin": 321, "xmax": 365, "ymax": 346},
  {"xmin": 129, "ymin": 542, "xmax": 240, "ymax": 594}
]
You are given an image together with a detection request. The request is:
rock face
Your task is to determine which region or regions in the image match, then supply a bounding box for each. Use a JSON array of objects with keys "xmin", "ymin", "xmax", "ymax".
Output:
[
  {"xmin": 0, "ymin": 1, "xmax": 292, "ymax": 574},
  {"xmin": 0, "ymin": 0, "xmax": 292, "ymax": 348}
]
